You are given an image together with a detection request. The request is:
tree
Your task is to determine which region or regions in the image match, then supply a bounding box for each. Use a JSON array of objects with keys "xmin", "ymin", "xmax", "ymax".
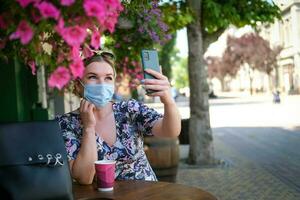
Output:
[
  {"xmin": 186, "ymin": 0, "xmax": 215, "ymax": 164},
  {"xmin": 224, "ymin": 33, "xmax": 282, "ymax": 94},
  {"xmin": 206, "ymin": 55, "xmax": 240, "ymax": 91},
  {"xmin": 185, "ymin": 0, "xmax": 280, "ymax": 164},
  {"xmin": 159, "ymin": 1, "xmax": 194, "ymax": 80},
  {"xmin": 201, "ymin": 0, "xmax": 281, "ymax": 51}
]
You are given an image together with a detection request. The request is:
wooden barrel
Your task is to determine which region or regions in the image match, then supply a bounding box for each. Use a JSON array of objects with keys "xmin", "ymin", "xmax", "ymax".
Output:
[{"xmin": 144, "ymin": 137, "xmax": 180, "ymax": 182}]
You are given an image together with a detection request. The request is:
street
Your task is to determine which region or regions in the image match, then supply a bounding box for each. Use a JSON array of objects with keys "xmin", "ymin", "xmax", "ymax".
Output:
[{"xmin": 170, "ymin": 93, "xmax": 300, "ymax": 200}]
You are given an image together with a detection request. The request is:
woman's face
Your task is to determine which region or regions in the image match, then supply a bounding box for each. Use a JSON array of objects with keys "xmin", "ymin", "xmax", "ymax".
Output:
[
  {"xmin": 75, "ymin": 61, "xmax": 115, "ymax": 97},
  {"xmin": 82, "ymin": 61, "xmax": 115, "ymax": 85}
]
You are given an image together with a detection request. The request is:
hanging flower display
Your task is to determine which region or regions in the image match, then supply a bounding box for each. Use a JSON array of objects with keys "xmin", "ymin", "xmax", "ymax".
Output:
[{"xmin": 0, "ymin": 0, "xmax": 123, "ymax": 89}]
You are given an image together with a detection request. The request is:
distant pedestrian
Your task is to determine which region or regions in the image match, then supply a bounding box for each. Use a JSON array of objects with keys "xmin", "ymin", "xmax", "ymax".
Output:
[
  {"xmin": 209, "ymin": 90, "xmax": 217, "ymax": 99},
  {"xmin": 273, "ymin": 90, "xmax": 280, "ymax": 104}
]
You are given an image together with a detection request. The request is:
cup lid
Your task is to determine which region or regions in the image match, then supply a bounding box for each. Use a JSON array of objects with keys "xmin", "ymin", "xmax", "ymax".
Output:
[{"xmin": 94, "ymin": 160, "xmax": 116, "ymax": 165}]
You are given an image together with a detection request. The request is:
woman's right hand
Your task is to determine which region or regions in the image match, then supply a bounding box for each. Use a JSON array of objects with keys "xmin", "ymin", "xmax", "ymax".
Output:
[{"xmin": 79, "ymin": 99, "xmax": 96, "ymax": 132}]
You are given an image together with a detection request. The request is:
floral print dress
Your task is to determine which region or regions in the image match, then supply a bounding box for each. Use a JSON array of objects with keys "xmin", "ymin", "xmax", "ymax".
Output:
[{"xmin": 56, "ymin": 99, "xmax": 163, "ymax": 181}]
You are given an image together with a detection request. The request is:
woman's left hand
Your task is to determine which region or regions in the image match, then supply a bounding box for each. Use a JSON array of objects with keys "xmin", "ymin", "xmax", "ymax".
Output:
[{"xmin": 142, "ymin": 68, "xmax": 174, "ymax": 105}]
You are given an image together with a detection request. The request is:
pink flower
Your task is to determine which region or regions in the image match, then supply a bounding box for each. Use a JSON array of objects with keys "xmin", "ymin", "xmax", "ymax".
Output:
[
  {"xmin": 70, "ymin": 46, "xmax": 80, "ymax": 61},
  {"xmin": 105, "ymin": 21, "xmax": 116, "ymax": 33},
  {"xmin": 9, "ymin": 20, "xmax": 34, "ymax": 45},
  {"xmin": 70, "ymin": 59, "xmax": 84, "ymax": 78},
  {"xmin": 16, "ymin": 0, "xmax": 38, "ymax": 8},
  {"xmin": 97, "ymin": 9, "xmax": 122, "ymax": 33},
  {"xmin": 83, "ymin": 0, "xmax": 105, "ymax": 18},
  {"xmin": 124, "ymin": 56, "xmax": 129, "ymax": 63},
  {"xmin": 35, "ymin": 1, "xmax": 60, "ymax": 20},
  {"xmin": 136, "ymin": 73, "xmax": 143, "ymax": 80},
  {"xmin": 91, "ymin": 31, "xmax": 101, "ymax": 49},
  {"xmin": 104, "ymin": 14, "xmax": 118, "ymax": 33},
  {"xmin": 103, "ymin": 0, "xmax": 124, "ymax": 14},
  {"xmin": 54, "ymin": 18, "xmax": 65, "ymax": 35},
  {"xmin": 83, "ymin": 0, "xmax": 122, "ymax": 33},
  {"xmin": 27, "ymin": 60, "xmax": 36, "ymax": 75},
  {"xmin": 56, "ymin": 52, "xmax": 65, "ymax": 64},
  {"xmin": 61, "ymin": 25, "xmax": 87, "ymax": 47},
  {"xmin": 82, "ymin": 45, "xmax": 93, "ymax": 58},
  {"xmin": 107, "ymin": 0, "xmax": 124, "ymax": 11},
  {"xmin": 31, "ymin": 9, "xmax": 41, "ymax": 23},
  {"xmin": 48, "ymin": 66, "xmax": 71, "ymax": 89},
  {"xmin": 60, "ymin": 0, "xmax": 75, "ymax": 6},
  {"xmin": 131, "ymin": 61, "xmax": 136, "ymax": 66}
]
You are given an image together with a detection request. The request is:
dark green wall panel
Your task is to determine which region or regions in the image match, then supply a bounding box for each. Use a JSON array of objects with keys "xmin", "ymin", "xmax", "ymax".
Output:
[{"xmin": 0, "ymin": 57, "xmax": 48, "ymax": 122}]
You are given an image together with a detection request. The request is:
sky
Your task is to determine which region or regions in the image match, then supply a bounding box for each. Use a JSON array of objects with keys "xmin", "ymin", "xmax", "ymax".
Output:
[{"xmin": 175, "ymin": 28, "xmax": 188, "ymax": 58}]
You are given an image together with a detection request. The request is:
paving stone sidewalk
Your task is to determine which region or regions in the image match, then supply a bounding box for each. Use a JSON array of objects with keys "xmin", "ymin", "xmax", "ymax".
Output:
[{"xmin": 176, "ymin": 127, "xmax": 300, "ymax": 200}]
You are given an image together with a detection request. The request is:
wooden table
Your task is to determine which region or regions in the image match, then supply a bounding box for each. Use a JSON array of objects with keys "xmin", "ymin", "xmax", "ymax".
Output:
[{"xmin": 73, "ymin": 180, "xmax": 217, "ymax": 200}]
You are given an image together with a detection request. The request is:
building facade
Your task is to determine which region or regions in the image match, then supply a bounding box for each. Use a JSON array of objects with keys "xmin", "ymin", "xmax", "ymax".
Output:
[{"xmin": 260, "ymin": 0, "xmax": 300, "ymax": 94}]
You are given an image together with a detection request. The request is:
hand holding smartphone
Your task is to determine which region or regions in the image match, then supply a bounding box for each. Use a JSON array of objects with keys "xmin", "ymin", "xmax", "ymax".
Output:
[{"xmin": 140, "ymin": 49, "xmax": 161, "ymax": 94}]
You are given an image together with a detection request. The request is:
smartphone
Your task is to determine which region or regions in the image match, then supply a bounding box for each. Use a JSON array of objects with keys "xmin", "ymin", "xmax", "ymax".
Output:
[{"xmin": 141, "ymin": 49, "xmax": 161, "ymax": 94}]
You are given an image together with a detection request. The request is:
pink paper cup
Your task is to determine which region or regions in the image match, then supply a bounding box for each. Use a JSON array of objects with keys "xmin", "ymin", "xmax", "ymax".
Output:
[{"xmin": 94, "ymin": 160, "xmax": 116, "ymax": 192}]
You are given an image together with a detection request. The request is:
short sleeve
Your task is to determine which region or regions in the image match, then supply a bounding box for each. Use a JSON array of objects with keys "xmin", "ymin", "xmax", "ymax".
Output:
[
  {"xmin": 127, "ymin": 99, "xmax": 163, "ymax": 136},
  {"xmin": 56, "ymin": 114, "xmax": 81, "ymax": 161}
]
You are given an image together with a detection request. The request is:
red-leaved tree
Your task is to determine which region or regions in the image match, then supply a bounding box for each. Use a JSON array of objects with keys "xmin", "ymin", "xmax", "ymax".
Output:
[
  {"xmin": 207, "ymin": 33, "xmax": 282, "ymax": 94},
  {"xmin": 206, "ymin": 53, "xmax": 241, "ymax": 91}
]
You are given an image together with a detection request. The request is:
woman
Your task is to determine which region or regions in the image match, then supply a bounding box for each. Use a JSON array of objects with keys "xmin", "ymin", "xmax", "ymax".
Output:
[{"xmin": 56, "ymin": 51, "xmax": 181, "ymax": 184}]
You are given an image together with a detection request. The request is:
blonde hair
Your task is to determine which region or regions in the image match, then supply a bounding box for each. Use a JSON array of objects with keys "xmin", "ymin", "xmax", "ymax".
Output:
[{"xmin": 83, "ymin": 53, "xmax": 116, "ymax": 78}]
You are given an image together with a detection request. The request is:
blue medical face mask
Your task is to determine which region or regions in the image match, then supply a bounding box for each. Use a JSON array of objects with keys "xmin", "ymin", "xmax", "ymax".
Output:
[{"xmin": 79, "ymin": 81, "xmax": 115, "ymax": 107}]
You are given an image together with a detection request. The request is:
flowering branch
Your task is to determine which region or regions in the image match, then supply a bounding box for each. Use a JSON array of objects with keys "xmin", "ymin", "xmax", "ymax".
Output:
[{"xmin": 0, "ymin": 0, "xmax": 123, "ymax": 89}]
